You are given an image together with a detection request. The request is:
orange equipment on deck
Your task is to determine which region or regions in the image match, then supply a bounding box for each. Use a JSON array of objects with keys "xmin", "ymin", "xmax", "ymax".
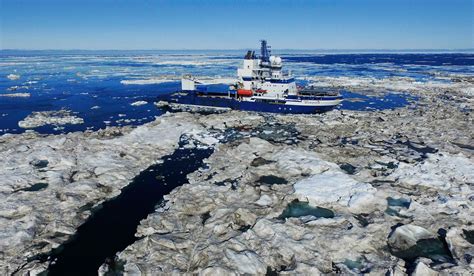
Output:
[{"xmin": 237, "ymin": 89, "xmax": 253, "ymax": 97}]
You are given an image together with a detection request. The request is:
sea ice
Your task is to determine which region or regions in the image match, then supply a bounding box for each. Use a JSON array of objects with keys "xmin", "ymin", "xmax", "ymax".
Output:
[
  {"xmin": 4, "ymin": 73, "xmax": 474, "ymax": 275},
  {"xmin": 294, "ymin": 169, "xmax": 377, "ymax": 212},
  {"xmin": 0, "ymin": 112, "xmax": 214, "ymax": 274},
  {"xmin": 130, "ymin": 100, "xmax": 148, "ymax": 106},
  {"xmin": 0, "ymin": 93, "xmax": 31, "ymax": 97},
  {"xmin": 121, "ymin": 78, "xmax": 176, "ymax": 85},
  {"xmin": 388, "ymin": 224, "xmax": 436, "ymax": 251},
  {"xmin": 18, "ymin": 110, "xmax": 84, "ymax": 129},
  {"xmin": 7, "ymin": 74, "xmax": 20, "ymax": 80},
  {"xmin": 390, "ymin": 152, "xmax": 474, "ymax": 190}
]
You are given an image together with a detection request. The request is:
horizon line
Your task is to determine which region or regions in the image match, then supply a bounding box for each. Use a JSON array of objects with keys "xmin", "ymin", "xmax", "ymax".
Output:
[{"xmin": 1, "ymin": 48, "xmax": 474, "ymax": 52}]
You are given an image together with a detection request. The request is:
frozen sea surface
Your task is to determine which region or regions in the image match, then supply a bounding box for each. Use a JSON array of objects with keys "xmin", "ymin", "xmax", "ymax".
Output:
[{"xmin": 1, "ymin": 50, "xmax": 473, "ymax": 135}]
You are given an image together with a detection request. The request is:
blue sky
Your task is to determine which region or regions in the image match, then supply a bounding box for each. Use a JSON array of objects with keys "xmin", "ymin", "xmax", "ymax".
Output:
[{"xmin": 1, "ymin": 0, "xmax": 472, "ymax": 50}]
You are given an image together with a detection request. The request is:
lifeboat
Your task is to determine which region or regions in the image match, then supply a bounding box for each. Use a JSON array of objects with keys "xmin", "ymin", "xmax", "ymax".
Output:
[{"xmin": 237, "ymin": 89, "xmax": 253, "ymax": 97}]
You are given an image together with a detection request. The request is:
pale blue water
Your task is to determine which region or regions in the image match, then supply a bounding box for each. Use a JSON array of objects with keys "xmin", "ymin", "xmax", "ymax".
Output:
[{"xmin": 1, "ymin": 50, "xmax": 473, "ymax": 135}]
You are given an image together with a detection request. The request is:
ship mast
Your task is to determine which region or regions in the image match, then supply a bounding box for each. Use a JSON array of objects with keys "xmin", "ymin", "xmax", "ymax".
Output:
[{"xmin": 260, "ymin": 40, "xmax": 271, "ymax": 66}]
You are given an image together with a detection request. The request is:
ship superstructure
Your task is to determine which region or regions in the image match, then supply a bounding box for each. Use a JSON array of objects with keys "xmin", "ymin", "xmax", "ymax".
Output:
[
  {"xmin": 236, "ymin": 40, "xmax": 297, "ymax": 97},
  {"xmin": 164, "ymin": 40, "xmax": 342, "ymax": 114}
]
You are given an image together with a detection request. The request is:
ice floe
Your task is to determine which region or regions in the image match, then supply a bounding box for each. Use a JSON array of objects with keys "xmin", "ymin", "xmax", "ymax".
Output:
[
  {"xmin": 7, "ymin": 73, "xmax": 20, "ymax": 80},
  {"xmin": 294, "ymin": 167, "xmax": 374, "ymax": 205},
  {"xmin": 7, "ymin": 85, "xmax": 29, "ymax": 91},
  {"xmin": 0, "ymin": 93, "xmax": 31, "ymax": 97},
  {"xmin": 130, "ymin": 100, "xmax": 148, "ymax": 106},
  {"xmin": 120, "ymin": 78, "xmax": 176, "ymax": 85},
  {"xmin": 390, "ymin": 153, "xmax": 474, "ymax": 190},
  {"xmin": 18, "ymin": 110, "xmax": 84, "ymax": 129}
]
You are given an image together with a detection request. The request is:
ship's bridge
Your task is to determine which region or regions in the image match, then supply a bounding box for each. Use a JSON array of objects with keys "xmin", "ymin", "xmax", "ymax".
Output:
[{"xmin": 237, "ymin": 40, "xmax": 297, "ymax": 95}]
